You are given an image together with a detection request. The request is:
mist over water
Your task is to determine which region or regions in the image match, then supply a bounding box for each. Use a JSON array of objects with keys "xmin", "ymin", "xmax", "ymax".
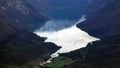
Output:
[
  {"xmin": 38, "ymin": 19, "xmax": 77, "ymax": 32},
  {"xmin": 35, "ymin": 15, "xmax": 100, "ymax": 63}
]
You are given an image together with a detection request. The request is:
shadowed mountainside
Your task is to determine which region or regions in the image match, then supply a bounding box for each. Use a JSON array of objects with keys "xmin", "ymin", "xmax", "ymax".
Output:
[
  {"xmin": 62, "ymin": 35, "xmax": 120, "ymax": 68},
  {"xmin": 60, "ymin": 0, "xmax": 120, "ymax": 68},
  {"xmin": 77, "ymin": 0, "xmax": 120, "ymax": 38},
  {"xmin": 0, "ymin": 29, "xmax": 60, "ymax": 67},
  {"xmin": 0, "ymin": 11, "xmax": 60, "ymax": 67},
  {"xmin": 0, "ymin": 11, "xmax": 16, "ymax": 41},
  {"xmin": 26, "ymin": 0, "xmax": 94, "ymax": 19}
]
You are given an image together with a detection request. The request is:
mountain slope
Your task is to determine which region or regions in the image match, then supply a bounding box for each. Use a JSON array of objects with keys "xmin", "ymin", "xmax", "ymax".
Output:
[
  {"xmin": 85, "ymin": 0, "xmax": 109, "ymax": 15},
  {"xmin": 0, "ymin": 0, "xmax": 49, "ymax": 31},
  {"xmin": 62, "ymin": 35, "xmax": 120, "ymax": 68},
  {"xmin": 77, "ymin": 0, "xmax": 120, "ymax": 38},
  {"xmin": 26, "ymin": 0, "xmax": 94, "ymax": 19},
  {"xmin": 0, "ymin": 29, "xmax": 60, "ymax": 67},
  {"xmin": 61, "ymin": 0, "xmax": 120, "ymax": 68},
  {"xmin": 0, "ymin": 11, "xmax": 60, "ymax": 67},
  {"xmin": 0, "ymin": 12, "xmax": 16, "ymax": 41},
  {"xmin": 0, "ymin": 0, "xmax": 60, "ymax": 67}
]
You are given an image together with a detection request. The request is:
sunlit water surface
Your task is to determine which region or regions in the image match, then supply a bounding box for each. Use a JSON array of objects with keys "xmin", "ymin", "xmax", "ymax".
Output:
[{"xmin": 34, "ymin": 15, "xmax": 100, "ymax": 63}]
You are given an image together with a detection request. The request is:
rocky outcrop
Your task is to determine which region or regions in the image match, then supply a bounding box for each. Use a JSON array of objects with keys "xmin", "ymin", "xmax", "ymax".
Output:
[
  {"xmin": 77, "ymin": 0, "xmax": 120, "ymax": 38},
  {"xmin": 0, "ymin": 0, "xmax": 49, "ymax": 31}
]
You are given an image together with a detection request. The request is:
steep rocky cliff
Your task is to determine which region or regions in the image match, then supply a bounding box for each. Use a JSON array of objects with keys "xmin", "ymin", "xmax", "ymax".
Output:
[{"xmin": 0, "ymin": 0, "xmax": 49, "ymax": 31}]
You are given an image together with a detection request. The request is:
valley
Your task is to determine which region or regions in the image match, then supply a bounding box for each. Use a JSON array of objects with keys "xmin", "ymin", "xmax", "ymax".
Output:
[{"xmin": 0, "ymin": 0, "xmax": 120, "ymax": 68}]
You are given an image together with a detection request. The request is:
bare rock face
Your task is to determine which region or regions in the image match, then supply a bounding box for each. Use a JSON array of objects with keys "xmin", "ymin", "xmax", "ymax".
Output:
[{"xmin": 0, "ymin": 0, "xmax": 49, "ymax": 31}]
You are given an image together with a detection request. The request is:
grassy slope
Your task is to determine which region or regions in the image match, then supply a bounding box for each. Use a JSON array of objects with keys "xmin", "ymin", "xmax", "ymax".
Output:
[{"xmin": 45, "ymin": 57, "xmax": 75, "ymax": 68}]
